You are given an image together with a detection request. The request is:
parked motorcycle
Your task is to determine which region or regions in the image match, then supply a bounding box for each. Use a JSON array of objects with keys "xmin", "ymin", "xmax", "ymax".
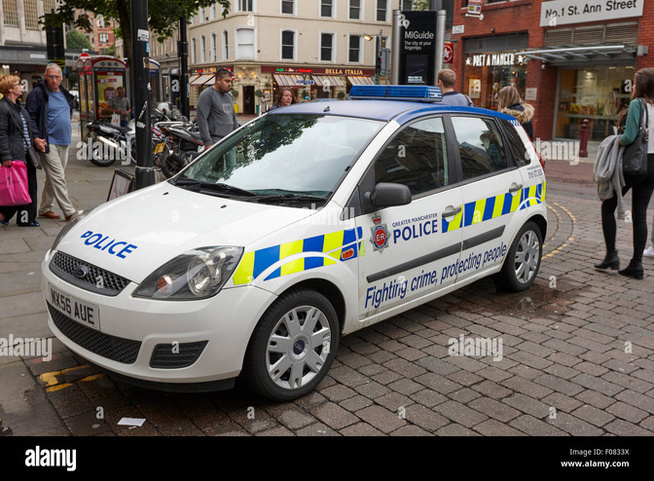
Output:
[
  {"xmin": 84, "ymin": 119, "xmax": 136, "ymax": 167},
  {"xmin": 158, "ymin": 122, "xmax": 205, "ymax": 178}
]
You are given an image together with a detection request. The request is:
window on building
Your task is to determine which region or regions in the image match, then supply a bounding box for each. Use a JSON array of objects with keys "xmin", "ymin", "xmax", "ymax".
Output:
[
  {"xmin": 43, "ymin": 0, "xmax": 56, "ymax": 15},
  {"xmin": 321, "ymin": 0, "xmax": 333, "ymax": 18},
  {"xmin": 320, "ymin": 33, "xmax": 334, "ymax": 61},
  {"xmin": 200, "ymin": 36, "xmax": 206, "ymax": 63},
  {"xmin": 376, "ymin": 0, "xmax": 388, "ymax": 22},
  {"xmin": 24, "ymin": 0, "xmax": 39, "ymax": 29},
  {"xmin": 223, "ymin": 30, "xmax": 229, "ymax": 60},
  {"xmin": 239, "ymin": 0, "xmax": 254, "ymax": 12},
  {"xmin": 401, "ymin": 0, "xmax": 413, "ymax": 10},
  {"xmin": 191, "ymin": 37, "xmax": 197, "ymax": 64},
  {"xmin": 236, "ymin": 28, "xmax": 255, "ymax": 59},
  {"xmin": 99, "ymin": 32, "xmax": 109, "ymax": 43},
  {"xmin": 451, "ymin": 116, "xmax": 508, "ymax": 180},
  {"xmin": 211, "ymin": 33, "xmax": 217, "ymax": 62},
  {"xmin": 282, "ymin": 0, "xmax": 294, "ymax": 14},
  {"xmin": 349, "ymin": 0, "xmax": 361, "ymax": 20},
  {"xmin": 349, "ymin": 35, "xmax": 361, "ymax": 63},
  {"xmin": 375, "ymin": 117, "xmax": 449, "ymax": 195},
  {"xmin": 281, "ymin": 30, "xmax": 295, "ymax": 60}
]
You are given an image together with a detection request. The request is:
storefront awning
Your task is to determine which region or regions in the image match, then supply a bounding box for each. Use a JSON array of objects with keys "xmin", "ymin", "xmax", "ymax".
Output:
[
  {"xmin": 515, "ymin": 44, "xmax": 636, "ymax": 66},
  {"xmin": 190, "ymin": 73, "xmax": 215, "ymax": 86},
  {"xmin": 273, "ymin": 73, "xmax": 305, "ymax": 87},
  {"xmin": 348, "ymin": 76, "xmax": 375, "ymax": 86},
  {"xmin": 312, "ymin": 75, "xmax": 345, "ymax": 87}
]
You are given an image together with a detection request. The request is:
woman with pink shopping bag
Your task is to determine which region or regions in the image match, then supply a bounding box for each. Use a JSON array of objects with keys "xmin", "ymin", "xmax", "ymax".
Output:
[{"xmin": 0, "ymin": 74, "xmax": 41, "ymax": 227}]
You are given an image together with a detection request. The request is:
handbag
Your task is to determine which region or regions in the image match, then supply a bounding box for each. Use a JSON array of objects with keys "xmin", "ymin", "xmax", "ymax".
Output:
[
  {"xmin": 25, "ymin": 145, "xmax": 41, "ymax": 169},
  {"xmin": 622, "ymin": 98, "xmax": 649, "ymax": 176},
  {"xmin": 0, "ymin": 161, "xmax": 31, "ymax": 206}
]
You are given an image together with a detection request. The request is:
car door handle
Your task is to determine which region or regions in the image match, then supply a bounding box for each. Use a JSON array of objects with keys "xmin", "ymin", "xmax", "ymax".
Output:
[
  {"xmin": 509, "ymin": 183, "xmax": 523, "ymax": 193},
  {"xmin": 442, "ymin": 206, "xmax": 462, "ymax": 218}
]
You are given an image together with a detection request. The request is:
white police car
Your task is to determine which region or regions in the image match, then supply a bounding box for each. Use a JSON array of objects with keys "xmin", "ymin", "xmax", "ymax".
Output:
[{"xmin": 42, "ymin": 85, "xmax": 547, "ymax": 401}]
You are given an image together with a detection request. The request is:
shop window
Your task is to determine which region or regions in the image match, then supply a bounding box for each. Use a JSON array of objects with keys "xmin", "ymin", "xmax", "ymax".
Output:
[
  {"xmin": 320, "ymin": 33, "xmax": 334, "ymax": 62},
  {"xmin": 349, "ymin": 0, "xmax": 361, "ymax": 20},
  {"xmin": 374, "ymin": 117, "xmax": 449, "ymax": 196},
  {"xmin": 556, "ymin": 67, "xmax": 634, "ymax": 141},
  {"xmin": 451, "ymin": 116, "xmax": 508, "ymax": 181}
]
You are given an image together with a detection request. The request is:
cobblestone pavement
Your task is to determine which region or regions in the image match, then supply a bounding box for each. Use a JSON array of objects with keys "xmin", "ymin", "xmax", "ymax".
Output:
[{"xmin": 1, "ymin": 126, "xmax": 652, "ymax": 455}]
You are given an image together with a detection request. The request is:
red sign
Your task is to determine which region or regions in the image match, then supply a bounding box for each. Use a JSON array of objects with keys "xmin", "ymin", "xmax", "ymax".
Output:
[{"xmin": 443, "ymin": 42, "xmax": 454, "ymax": 64}]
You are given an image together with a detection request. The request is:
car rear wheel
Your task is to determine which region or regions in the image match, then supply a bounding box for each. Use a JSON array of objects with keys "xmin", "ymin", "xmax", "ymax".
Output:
[
  {"xmin": 497, "ymin": 221, "xmax": 542, "ymax": 292},
  {"xmin": 243, "ymin": 289, "xmax": 339, "ymax": 401}
]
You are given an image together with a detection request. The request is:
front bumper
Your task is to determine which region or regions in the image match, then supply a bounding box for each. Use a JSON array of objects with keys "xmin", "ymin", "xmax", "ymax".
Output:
[{"xmin": 41, "ymin": 250, "xmax": 273, "ymax": 389}]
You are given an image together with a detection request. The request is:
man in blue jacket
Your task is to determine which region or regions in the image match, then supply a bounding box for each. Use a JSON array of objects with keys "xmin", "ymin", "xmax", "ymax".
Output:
[{"xmin": 26, "ymin": 63, "xmax": 77, "ymax": 221}]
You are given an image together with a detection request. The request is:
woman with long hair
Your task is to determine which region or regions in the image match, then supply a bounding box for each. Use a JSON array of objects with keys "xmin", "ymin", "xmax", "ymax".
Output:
[
  {"xmin": 0, "ymin": 74, "xmax": 40, "ymax": 227},
  {"xmin": 498, "ymin": 85, "xmax": 534, "ymax": 141},
  {"xmin": 595, "ymin": 67, "xmax": 654, "ymax": 279},
  {"xmin": 268, "ymin": 87, "xmax": 298, "ymax": 111}
]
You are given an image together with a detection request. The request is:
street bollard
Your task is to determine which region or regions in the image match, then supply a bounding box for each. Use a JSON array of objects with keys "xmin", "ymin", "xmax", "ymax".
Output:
[{"xmin": 579, "ymin": 119, "xmax": 589, "ymax": 158}]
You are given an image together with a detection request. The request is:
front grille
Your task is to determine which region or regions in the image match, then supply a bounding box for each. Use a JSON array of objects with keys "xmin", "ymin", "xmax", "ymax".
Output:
[
  {"xmin": 150, "ymin": 341, "xmax": 208, "ymax": 369},
  {"xmin": 50, "ymin": 251, "xmax": 131, "ymax": 296},
  {"xmin": 48, "ymin": 302, "xmax": 141, "ymax": 364}
]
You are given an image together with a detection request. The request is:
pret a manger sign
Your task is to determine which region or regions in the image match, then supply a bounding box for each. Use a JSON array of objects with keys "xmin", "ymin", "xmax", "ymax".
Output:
[{"xmin": 540, "ymin": 0, "xmax": 643, "ymax": 27}]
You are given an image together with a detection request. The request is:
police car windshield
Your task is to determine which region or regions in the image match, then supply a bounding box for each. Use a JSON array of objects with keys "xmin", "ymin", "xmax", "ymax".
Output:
[{"xmin": 175, "ymin": 113, "xmax": 383, "ymax": 205}]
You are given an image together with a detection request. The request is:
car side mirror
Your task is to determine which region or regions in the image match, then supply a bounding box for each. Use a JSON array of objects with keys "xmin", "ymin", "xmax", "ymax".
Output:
[{"xmin": 364, "ymin": 182, "xmax": 412, "ymax": 210}]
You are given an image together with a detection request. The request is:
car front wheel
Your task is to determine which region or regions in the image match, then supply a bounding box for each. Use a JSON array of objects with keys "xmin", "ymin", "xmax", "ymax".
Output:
[
  {"xmin": 497, "ymin": 221, "xmax": 543, "ymax": 292},
  {"xmin": 243, "ymin": 289, "xmax": 339, "ymax": 401}
]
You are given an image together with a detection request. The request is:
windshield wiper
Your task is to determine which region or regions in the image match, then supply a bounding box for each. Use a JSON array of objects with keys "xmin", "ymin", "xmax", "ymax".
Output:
[
  {"xmin": 253, "ymin": 192, "xmax": 328, "ymax": 204},
  {"xmin": 172, "ymin": 178, "xmax": 257, "ymax": 197}
]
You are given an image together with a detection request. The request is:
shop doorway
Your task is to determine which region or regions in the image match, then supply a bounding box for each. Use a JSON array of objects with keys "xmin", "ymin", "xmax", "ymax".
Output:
[{"xmin": 243, "ymin": 85, "xmax": 255, "ymax": 115}]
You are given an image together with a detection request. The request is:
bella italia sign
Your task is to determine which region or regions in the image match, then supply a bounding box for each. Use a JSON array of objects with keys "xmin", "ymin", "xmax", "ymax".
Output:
[{"xmin": 540, "ymin": 0, "xmax": 643, "ymax": 27}]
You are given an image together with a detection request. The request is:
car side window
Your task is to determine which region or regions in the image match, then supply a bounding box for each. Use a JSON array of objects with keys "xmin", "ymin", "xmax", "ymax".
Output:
[
  {"xmin": 451, "ymin": 116, "xmax": 508, "ymax": 181},
  {"xmin": 374, "ymin": 117, "xmax": 449, "ymax": 196},
  {"xmin": 499, "ymin": 118, "xmax": 530, "ymax": 167}
]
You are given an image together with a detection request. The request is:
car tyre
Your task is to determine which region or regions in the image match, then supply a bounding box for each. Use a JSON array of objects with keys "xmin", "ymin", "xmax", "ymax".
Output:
[
  {"xmin": 496, "ymin": 220, "xmax": 543, "ymax": 292},
  {"xmin": 243, "ymin": 289, "xmax": 339, "ymax": 402}
]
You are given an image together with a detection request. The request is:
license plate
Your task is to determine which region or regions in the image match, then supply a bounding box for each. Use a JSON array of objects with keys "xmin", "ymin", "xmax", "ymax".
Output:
[
  {"xmin": 154, "ymin": 142, "xmax": 166, "ymax": 154},
  {"xmin": 49, "ymin": 285, "xmax": 100, "ymax": 331}
]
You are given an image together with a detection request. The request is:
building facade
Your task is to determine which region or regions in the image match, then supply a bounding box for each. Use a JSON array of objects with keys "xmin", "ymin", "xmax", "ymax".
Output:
[
  {"xmin": 180, "ymin": 0, "xmax": 409, "ymax": 114},
  {"xmin": 449, "ymin": 0, "xmax": 654, "ymax": 141}
]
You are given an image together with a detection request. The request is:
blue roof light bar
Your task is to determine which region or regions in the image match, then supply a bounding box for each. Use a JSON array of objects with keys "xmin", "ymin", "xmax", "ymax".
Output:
[{"xmin": 349, "ymin": 85, "xmax": 442, "ymax": 102}]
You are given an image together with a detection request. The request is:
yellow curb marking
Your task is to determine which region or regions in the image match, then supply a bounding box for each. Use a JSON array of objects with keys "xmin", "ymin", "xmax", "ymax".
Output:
[
  {"xmin": 543, "ymin": 202, "xmax": 575, "ymax": 259},
  {"xmin": 39, "ymin": 365, "xmax": 103, "ymax": 392}
]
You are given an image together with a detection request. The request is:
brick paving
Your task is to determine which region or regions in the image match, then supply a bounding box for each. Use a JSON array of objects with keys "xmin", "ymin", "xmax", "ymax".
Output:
[{"xmin": 1, "ymin": 130, "xmax": 653, "ymax": 444}]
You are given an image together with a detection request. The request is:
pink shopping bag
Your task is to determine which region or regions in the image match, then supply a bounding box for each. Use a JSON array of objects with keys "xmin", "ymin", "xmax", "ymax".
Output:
[{"xmin": 0, "ymin": 161, "xmax": 31, "ymax": 206}]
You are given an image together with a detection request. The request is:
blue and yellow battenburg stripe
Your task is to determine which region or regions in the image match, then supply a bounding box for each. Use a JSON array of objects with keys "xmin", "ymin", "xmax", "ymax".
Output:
[
  {"xmin": 232, "ymin": 227, "xmax": 365, "ymax": 285},
  {"xmin": 442, "ymin": 181, "xmax": 546, "ymax": 233}
]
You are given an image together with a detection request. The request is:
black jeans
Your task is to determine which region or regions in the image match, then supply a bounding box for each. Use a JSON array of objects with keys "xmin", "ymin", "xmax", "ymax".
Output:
[{"xmin": 601, "ymin": 153, "xmax": 654, "ymax": 263}]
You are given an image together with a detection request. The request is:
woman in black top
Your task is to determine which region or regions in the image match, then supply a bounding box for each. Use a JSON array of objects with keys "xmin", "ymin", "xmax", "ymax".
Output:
[{"xmin": 0, "ymin": 74, "xmax": 40, "ymax": 227}]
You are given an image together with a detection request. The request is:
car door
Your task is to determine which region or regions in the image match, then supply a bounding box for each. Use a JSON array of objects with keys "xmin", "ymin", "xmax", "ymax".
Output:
[
  {"xmin": 446, "ymin": 114, "xmax": 526, "ymax": 283},
  {"xmin": 354, "ymin": 116, "xmax": 464, "ymax": 321}
]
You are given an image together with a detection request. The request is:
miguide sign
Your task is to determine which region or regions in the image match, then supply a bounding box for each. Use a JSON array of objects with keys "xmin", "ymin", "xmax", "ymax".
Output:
[{"xmin": 398, "ymin": 11, "xmax": 438, "ymax": 86}]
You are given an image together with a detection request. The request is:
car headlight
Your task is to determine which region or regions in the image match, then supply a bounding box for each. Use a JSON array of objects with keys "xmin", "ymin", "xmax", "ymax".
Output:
[
  {"xmin": 51, "ymin": 209, "xmax": 93, "ymax": 251},
  {"xmin": 133, "ymin": 246, "xmax": 243, "ymax": 300}
]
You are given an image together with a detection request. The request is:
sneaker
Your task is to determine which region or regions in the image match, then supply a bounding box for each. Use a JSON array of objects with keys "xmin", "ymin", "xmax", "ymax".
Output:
[{"xmin": 643, "ymin": 246, "xmax": 654, "ymax": 258}]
